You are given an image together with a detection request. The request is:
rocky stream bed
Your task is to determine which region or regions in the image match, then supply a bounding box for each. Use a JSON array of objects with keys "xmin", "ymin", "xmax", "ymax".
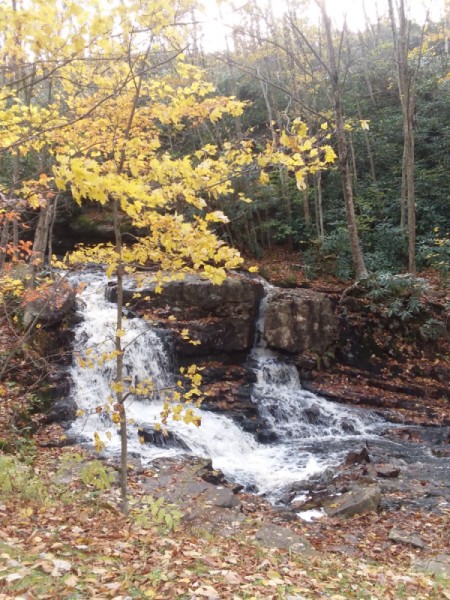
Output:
[{"xmin": 21, "ymin": 268, "xmax": 449, "ymax": 579}]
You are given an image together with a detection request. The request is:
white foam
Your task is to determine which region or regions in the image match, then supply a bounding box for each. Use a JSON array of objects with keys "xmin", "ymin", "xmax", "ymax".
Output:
[{"xmin": 69, "ymin": 272, "xmax": 384, "ymax": 502}]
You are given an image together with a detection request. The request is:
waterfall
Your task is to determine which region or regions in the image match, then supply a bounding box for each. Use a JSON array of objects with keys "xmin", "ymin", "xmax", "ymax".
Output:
[
  {"xmin": 69, "ymin": 272, "xmax": 384, "ymax": 502},
  {"xmin": 250, "ymin": 288, "xmax": 381, "ymax": 442}
]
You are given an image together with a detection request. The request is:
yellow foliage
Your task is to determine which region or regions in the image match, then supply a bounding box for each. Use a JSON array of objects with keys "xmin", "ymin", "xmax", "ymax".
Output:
[{"xmin": 0, "ymin": 0, "xmax": 337, "ymax": 456}]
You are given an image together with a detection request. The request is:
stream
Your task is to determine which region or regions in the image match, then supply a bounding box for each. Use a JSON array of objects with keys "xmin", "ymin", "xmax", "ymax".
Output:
[{"xmin": 69, "ymin": 272, "xmax": 388, "ymax": 503}]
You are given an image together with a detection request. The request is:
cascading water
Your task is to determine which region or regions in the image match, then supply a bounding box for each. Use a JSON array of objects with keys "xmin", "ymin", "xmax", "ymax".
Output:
[
  {"xmin": 249, "ymin": 287, "xmax": 381, "ymax": 444},
  {"xmin": 69, "ymin": 272, "xmax": 384, "ymax": 503}
]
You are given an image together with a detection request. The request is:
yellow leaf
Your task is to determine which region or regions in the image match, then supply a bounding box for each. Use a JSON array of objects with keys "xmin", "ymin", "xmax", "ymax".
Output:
[
  {"xmin": 295, "ymin": 170, "xmax": 306, "ymax": 191},
  {"xmin": 259, "ymin": 171, "xmax": 270, "ymax": 185}
]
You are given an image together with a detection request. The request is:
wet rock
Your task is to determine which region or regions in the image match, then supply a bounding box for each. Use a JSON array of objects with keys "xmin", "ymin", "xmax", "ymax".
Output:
[
  {"xmin": 344, "ymin": 446, "xmax": 370, "ymax": 466},
  {"xmin": 138, "ymin": 427, "xmax": 189, "ymax": 451},
  {"xmin": 193, "ymin": 458, "xmax": 227, "ymax": 485},
  {"xmin": 39, "ymin": 435, "xmax": 79, "ymax": 448},
  {"xmin": 375, "ymin": 463, "xmax": 400, "ymax": 478},
  {"xmin": 174, "ymin": 318, "xmax": 252, "ymax": 355},
  {"xmin": 432, "ymin": 447, "xmax": 450, "ymax": 458},
  {"xmin": 256, "ymin": 431, "xmax": 278, "ymax": 443},
  {"xmin": 303, "ymin": 405, "xmax": 321, "ymax": 423},
  {"xmin": 294, "ymin": 355, "xmax": 318, "ymax": 371},
  {"xmin": 255, "ymin": 524, "xmax": 317, "ymax": 555},
  {"xmin": 106, "ymin": 273, "xmax": 264, "ymax": 355},
  {"xmin": 205, "ymin": 487, "xmax": 241, "ymax": 509},
  {"xmin": 46, "ymin": 369, "xmax": 71, "ymax": 400},
  {"xmin": 43, "ymin": 397, "xmax": 78, "ymax": 424},
  {"xmin": 324, "ymin": 485, "xmax": 381, "ymax": 518},
  {"xmin": 420, "ymin": 427, "xmax": 450, "ymax": 446},
  {"xmin": 388, "ymin": 528, "xmax": 427, "ymax": 548},
  {"xmin": 263, "ymin": 289, "xmax": 338, "ymax": 355}
]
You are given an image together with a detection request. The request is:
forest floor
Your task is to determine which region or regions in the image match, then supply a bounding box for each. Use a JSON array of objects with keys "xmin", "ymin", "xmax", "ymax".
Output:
[
  {"xmin": 0, "ymin": 427, "xmax": 449, "ymax": 599},
  {"xmin": 1, "ymin": 250, "xmax": 449, "ymax": 599}
]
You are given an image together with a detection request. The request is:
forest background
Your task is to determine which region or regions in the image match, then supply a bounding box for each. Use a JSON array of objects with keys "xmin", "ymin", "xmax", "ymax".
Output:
[{"xmin": 0, "ymin": 0, "xmax": 448, "ymax": 286}]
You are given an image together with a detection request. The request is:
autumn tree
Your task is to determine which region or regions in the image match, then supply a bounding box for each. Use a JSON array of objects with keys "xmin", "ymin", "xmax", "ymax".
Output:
[{"xmin": 0, "ymin": 0, "xmax": 338, "ymax": 512}]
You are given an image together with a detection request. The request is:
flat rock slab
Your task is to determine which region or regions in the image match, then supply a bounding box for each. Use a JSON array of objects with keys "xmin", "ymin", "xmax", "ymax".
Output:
[
  {"xmin": 254, "ymin": 524, "xmax": 317, "ymax": 556},
  {"xmin": 411, "ymin": 554, "xmax": 450, "ymax": 578},
  {"xmin": 389, "ymin": 528, "xmax": 427, "ymax": 549},
  {"xmin": 139, "ymin": 458, "xmax": 243, "ymax": 533},
  {"xmin": 324, "ymin": 485, "xmax": 381, "ymax": 518},
  {"xmin": 142, "ymin": 474, "xmax": 240, "ymax": 510}
]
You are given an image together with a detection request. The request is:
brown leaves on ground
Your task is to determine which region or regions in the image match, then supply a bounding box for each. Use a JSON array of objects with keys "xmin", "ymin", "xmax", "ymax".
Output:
[{"xmin": 0, "ymin": 431, "xmax": 448, "ymax": 599}]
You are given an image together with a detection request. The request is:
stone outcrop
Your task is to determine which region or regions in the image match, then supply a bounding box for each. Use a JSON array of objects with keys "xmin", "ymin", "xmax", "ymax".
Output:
[
  {"xmin": 107, "ymin": 273, "xmax": 264, "ymax": 355},
  {"xmin": 411, "ymin": 554, "xmax": 450, "ymax": 578},
  {"xmin": 43, "ymin": 397, "xmax": 78, "ymax": 425},
  {"xmin": 263, "ymin": 288, "xmax": 339, "ymax": 355},
  {"xmin": 26, "ymin": 283, "xmax": 76, "ymax": 327}
]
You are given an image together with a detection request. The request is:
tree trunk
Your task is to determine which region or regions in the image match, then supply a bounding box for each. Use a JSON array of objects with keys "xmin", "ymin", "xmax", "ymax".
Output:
[
  {"xmin": 0, "ymin": 221, "xmax": 10, "ymax": 272},
  {"xmin": 405, "ymin": 121, "xmax": 416, "ymax": 273},
  {"xmin": 113, "ymin": 198, "xmax": 128, "ymax": 515},
  {"xmin": 314, "ymin": 171, "xmax": 325, "ymax": 245},
  {"xmin": 321, "ymin": 5, "xmax": 368, "ymax": 279},
  {"xmin": 400, "ymin": 144, "xmax": 407, "ymax": 230},
  {"xmin": 349, "ymin": 132, "xmax": 358, "ymax": 188},
  {"xmin": 47, "ymin": 194, "xmax": 59, "ymax": 270},
  {"xmin": 23, "ymin": 199, "xmax": 55, "ymax": 328},
  {"xmin": 302, "ymin": 187, "xmax": 311, "ymax": 232},
  {"xmin": 388, "ymin": 0, "xmax": 422, "ymax": 274}
]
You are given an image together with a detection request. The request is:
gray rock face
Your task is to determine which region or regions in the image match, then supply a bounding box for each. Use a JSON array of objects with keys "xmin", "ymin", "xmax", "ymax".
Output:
[
  {"xmin": 324, "ymin": 485, "xmax": 381, "ymax": 518},
  {"xmin": 411, "ymin": 554, "xmax": 450, "ymax": 578},
  {"xmin": 375, "ymin": 463, "xmax": 401, "ymax": 478},
  {"xmin": 107, "ymin": 274, "xmax": 264, "ymax": 355},
  {"xmin": 139, "ymin": 457, "xmax": 243, "ymax": 534},
  {"xmin": 43, "ymin": 397, "xmax": 78, "ymax": 424},
  {"xmin": 389, "ymin": 528, "xmax": 427, "ymax": 549},
  {"xmin": 26, "ymin": 284, "xmax": 76, "ymax": 327},
  {"xmin": 264, "ymin": 289, "xmax": 339, "ymax": 355},
  {"xmin": 138, "ymin": 426, "xmax": 190, "ymax": 451}
]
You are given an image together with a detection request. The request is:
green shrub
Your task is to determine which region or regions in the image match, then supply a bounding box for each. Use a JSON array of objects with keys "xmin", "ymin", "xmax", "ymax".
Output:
[
  {"xmin": 357, "ymin": 272, "xmax": 445, "ymax": 341},
  {"xmin": 0, "ymin": 454, "xmax": 47, "ymax": 501},
  {"xmin": 131, "ymin": 495, "xmax": 182, "ymax": 531}
]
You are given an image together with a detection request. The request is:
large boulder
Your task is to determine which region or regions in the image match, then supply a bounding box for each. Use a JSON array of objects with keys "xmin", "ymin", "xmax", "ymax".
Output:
[
  {"xmin": 138, "ymin": 426, "xmax": 189, "ymax": 451},
  {"xmin": 324, "ymin": 485, "xmax": 381, "ymax": 518},
  {"xmin": 107, "ymin": 273, "xmax": 264, "ymax": 355},
  {"xmin": 25, "ymin": 283, "xmax": 76, "ymax": 327},
  {"xmin": 263, "ymin": 289, "xmax": 339, "ymax": 355}
]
